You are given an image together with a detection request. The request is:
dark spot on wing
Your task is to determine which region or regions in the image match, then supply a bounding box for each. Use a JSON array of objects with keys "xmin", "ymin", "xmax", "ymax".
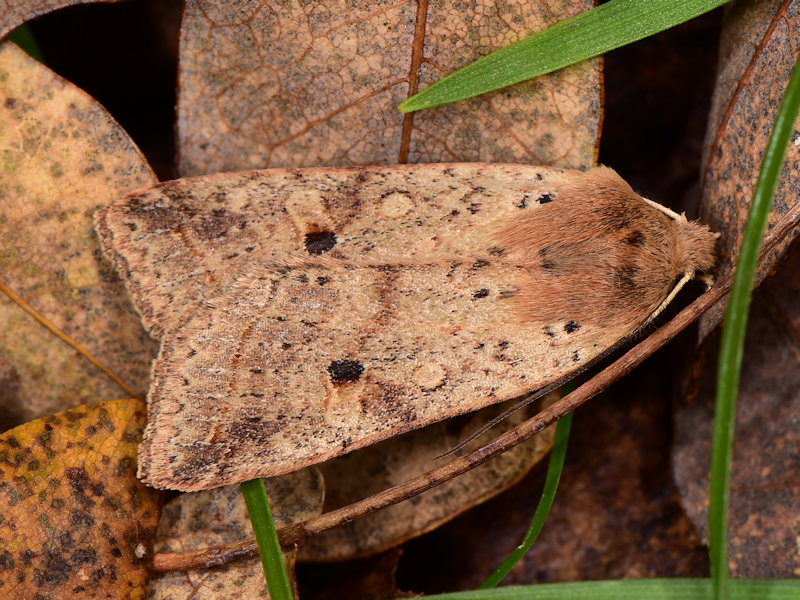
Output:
[
  {"xmin": 538, "ymin": 193, "xmax": 553, "ymax": 204},
  {"xmin": 543, "ymin": 326, "xmax": 556, "ymax": 338},
  {"xmin": 625, "ymin": 231, "xmax": 645, "ymax": 247},
  {"xmin": 328, "ymin": 359, "xmax": 364, "ymax": 384},
  {"xmin": 473, "ymin": 288, "xmax": 489, "ymax": 299},
  {"xmin": 564, "ymin": 320, "xmax": 581, "ymax": 333},
  {"xmin": 305, "ymin": 230, "xmax": 338, "ymax": 254}
]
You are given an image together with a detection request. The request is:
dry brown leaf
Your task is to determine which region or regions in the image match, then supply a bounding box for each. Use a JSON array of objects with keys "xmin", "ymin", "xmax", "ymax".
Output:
[
  {"xmin": 301, "ymin": 394, "xmax": 557, "ymax": 561},
  {"xmin": 0, "ymin": 41, "xmax": 158, "ymax": 428},
  {"xmin": 150, "ymin": 469, "xmax": 324, "ymax": 599},
  {"xmin": 698, "ymin": 0, "xmax": 800, "ymax": 337},
  {"xmin": 672, "ymin": 0, "xmax": 800, "ymax": 578},
  {"xmin": 177, "ymin": 0, "xmax": 598, "ymax": 175},
  {"xmin": 674, "ymin": 240, "xmax": 800, "ymax": 578},
  {"xmin": 169, "ymin": 0, "xmax": 600, "ymax": 560},
  {"xmin": 395, "ymin": 367, "xmax": 708, "ymax": 591},
  {"xmin": 0, "ymin": 0, "xmax": 125, "ymax": 39},
  {"xmin": 0, "ymin": 399, "xmax": 161, "ymax": 599}
]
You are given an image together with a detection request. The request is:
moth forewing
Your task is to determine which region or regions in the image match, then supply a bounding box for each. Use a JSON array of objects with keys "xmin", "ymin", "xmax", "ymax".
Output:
[
  {"xmin": 95, "ymin": 164, "xmax": 575, "ymax": 339},
  {"xmin": 138, "ymin": 260, "xmax": 639, "ymax": 490},
  {"xmin": 96, "ymin": 164, "xmax": 716, "ymax": 491}
]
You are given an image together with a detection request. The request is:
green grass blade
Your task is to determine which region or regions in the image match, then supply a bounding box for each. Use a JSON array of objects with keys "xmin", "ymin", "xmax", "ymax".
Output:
[
  {"xmin": 480, "ymin": 410, "xmax": 572, "ymax": 588},
  {"xmin": 8, "ymin": 25, "xmax": 44, "ymax": 63},
  {"xmin": 241, "ymin": 478, "xmax": 294, "ymax": 600},
  {"xmin": 420, "ymin": 578, "xmax": 800, "ymax": 599},
  {"xmin": 399, "ymin": 0, "xmax": 730, "ymax": 113},
  {"xmin": 709, "ymin": 53, "xmax": 800, "ymax": 600}
]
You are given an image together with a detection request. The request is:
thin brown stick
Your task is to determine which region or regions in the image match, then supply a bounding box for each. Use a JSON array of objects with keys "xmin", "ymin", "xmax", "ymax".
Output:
[
  {"xmin": 0, "ymin": 277, "xmax": 143, "ymax": 400},
  {"xmin": 151, "ymin": 202, "xmax": 800, "ymax": 573}
]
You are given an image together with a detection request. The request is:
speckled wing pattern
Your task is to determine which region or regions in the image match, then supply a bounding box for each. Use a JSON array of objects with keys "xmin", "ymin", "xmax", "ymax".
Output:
[{"xmin": 96, "ymin": 164, "xmax": 694, "ymax": 490}]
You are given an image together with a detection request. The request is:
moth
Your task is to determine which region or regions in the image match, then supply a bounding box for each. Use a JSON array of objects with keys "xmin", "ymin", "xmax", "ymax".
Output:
[{"xmin": 95, "ymin": 164, "xmax": 716, "ymax": 491}]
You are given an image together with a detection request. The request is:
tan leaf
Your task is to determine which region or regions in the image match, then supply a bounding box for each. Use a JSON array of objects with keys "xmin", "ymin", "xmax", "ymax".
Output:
[
  {"xmin": 177, "ymin": 0, "xmax": 598, "ymax": 175},
  {"xmin": 150, "ymin": 469, "xmax": 324, "ymax": 599},
  {"xmin": 698, "ymin": 0, "xmax": 800, "ymax": 338},
  {"xmin": 0, "ymin": 0, "xmax": 125, "ymax": 39},
  {"xmin": 301, "ymin": 394, "xmax": 557, "ymax": 561},
  {"xmin": 0, "ymin": 41, "xmax": 159, "ymax": 427},
  {"xmin": 675, "ymin": 0, "xmax": 800, "ymax": 577},
  {"xmin": 674, "ymin": 240, "xmax": 800, "ymax": 578},
  {"xmin": 0, "ymin": 399, "xmax": 161, "ymax": 599}
]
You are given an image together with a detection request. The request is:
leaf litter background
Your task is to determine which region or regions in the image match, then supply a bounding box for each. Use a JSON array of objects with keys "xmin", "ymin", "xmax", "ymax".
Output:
[{"xmin": 0, "ymin": 0, "xmax": 798, "ymax": 598}]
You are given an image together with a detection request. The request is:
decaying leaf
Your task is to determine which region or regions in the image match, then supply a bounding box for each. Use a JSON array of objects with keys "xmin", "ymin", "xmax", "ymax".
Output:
[
  {"xmin": 0, "ymin": 399, "xmax": 161, "ymax": 599},
  {"xmin": 0, "ymin": 41, "xmax": 158, "ymax": 428},
  {"xmin": 674, "ymin": 241, "xmax": 800, "ymax": 578},
  {"xmin": 397, "ymin": 370, "xmax": 708, "ymax": 590},
  {"xmin": 671, "ymin": 0, "xmax": 800, "ymax": 578},
  {"xmin": 301, "ymin": 394, "xmax": 557, "ymax": 561},
  {"xmin": 177, "ymin": 0, "xmax": 598, "ymax": 175},
  {"xmin": 698, "ymin": 0, "xmax": 800, "ymax": 337},
  {"xmin": 150, "ymin": 469, "xmax": 324, "ymax": 599},
  {"xmin": 168, "ymin": 0, "xmax": 602, "ymax": 557}
]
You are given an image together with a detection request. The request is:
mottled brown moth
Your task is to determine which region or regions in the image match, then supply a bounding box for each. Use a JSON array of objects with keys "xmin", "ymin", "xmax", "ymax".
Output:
[{"xmin": 95, "ymin": 164, "xmax": 716, "ymax": 491}]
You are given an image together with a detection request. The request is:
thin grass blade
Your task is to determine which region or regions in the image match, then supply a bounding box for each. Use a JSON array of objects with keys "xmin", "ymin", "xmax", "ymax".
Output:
[
  {"xmin": 400, "ymin": 0, "xmax": 730, "ymax": 112},
  {"xmin": 241, "ymin": 478, "xmax": 295, "ymax": 600}
]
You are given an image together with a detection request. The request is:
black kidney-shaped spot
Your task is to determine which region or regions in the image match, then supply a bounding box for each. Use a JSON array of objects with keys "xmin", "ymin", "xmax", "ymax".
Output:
[
  {"xmin": 564, "ymin": 320, "xmax": 581, "ymax": 333},
  {"xmin": 305, "ymin": 230, "xmax": 338, "ymax": 254},
  {"xmin": 328, "ymin": 359, "xmax": 365, "ymax": 383}
]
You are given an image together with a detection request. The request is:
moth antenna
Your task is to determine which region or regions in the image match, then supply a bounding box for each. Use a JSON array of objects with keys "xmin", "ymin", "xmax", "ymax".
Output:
[
  {"xmin": 643, "ymin": 270, "xmax": 693, "ymax": 326},
  {"xmin": 434, "ymin": 396, "xmax": 534, "ymax": 459},
  {"xmin": 641, "ymin": 197, "xmax": 684, "ymax": 222}
]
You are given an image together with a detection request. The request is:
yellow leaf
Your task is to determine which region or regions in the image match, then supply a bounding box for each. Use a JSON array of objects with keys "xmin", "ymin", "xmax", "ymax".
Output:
[{"xmin": 0, "ymin": 399, "xmax": 161, "ymax": 599}]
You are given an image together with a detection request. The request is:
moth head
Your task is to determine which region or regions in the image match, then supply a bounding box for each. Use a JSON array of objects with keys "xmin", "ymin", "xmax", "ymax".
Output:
[{"xmin": 674, "ymin": 218, "xmax": 717, "ymax": 275}]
